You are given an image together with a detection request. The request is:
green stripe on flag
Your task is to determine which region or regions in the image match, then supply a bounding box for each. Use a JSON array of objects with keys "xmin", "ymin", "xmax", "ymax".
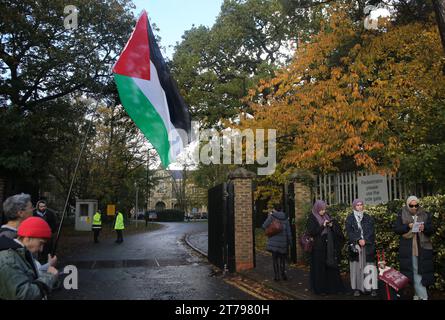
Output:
[{"xmin": 114, "ymin": 73, "xmax": 171, "ymax": 166}]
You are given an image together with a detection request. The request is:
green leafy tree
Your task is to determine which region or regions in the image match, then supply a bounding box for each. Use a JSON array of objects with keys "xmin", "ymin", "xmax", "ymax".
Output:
[
  {"xmin": 0, "ymin": 0, "xmax": 135, "ymax": 197},
  {"xmin": 0, "ymin": 0, "xmax": 135, "ymax": 109},
  {"xmin": 171, "ymin": 0, "xmax": 304, "ymax": 188},
  {"xmin": 171, "ymin": 0, "xmax": 302, "ymax": 127}
]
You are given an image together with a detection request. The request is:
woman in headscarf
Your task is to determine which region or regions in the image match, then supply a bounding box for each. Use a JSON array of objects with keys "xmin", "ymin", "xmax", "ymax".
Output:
[
  {"xmin": 345, "ymin": 199, "xmax": 378, "ymax": 297},
  {"xmin": 394, "ymin": 196, "xmax": 434, "ymax": 300},
  {"xmin": 307, "ymin": 200, "xmax": 345, "ymax": 295}
]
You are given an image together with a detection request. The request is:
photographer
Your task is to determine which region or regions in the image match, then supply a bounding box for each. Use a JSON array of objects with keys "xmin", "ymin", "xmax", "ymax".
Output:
[
  {"xmin": 0, "ymin": 217, "xmax": 58, "ymax": 299},
  {"xmin": 393, "ymin": 196, "xmax": 434, "ymax": 300},
  {"xmin": 345, "ymin": 199, "xmax": 378, "ymax": 297},
  {"xmin": 307, "ymin": 200, "xmax": 345, "ymax": 295}
]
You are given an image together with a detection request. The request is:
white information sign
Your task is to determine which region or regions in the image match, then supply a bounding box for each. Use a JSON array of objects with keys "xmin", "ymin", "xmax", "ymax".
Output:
[{"xmin": 357, "ymin": 174, "xmax": 388, "ymax": 205}]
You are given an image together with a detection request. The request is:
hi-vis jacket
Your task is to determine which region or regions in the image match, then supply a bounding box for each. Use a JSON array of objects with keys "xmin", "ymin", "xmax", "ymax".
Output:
[
  {"xmin": 114, "ymin": 212, "xmax": 125, "ymax": 230},
  {"xmin": 92, "ymin": 212, "xmax": 102, "ymax": 229}
]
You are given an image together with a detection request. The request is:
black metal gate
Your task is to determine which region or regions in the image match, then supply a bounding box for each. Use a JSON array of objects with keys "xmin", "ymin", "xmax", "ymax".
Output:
[
  {"xmin": 283, "ymin": 183, "xmax": 297, "ymax": 263},
  {"xmin": 208, "ymin": 182, "xmax": 235, "ymax": 273}
]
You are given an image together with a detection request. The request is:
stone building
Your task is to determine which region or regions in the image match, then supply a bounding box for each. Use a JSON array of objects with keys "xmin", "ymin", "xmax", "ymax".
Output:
[{"xmin": 147, "ymin": 169, "xmax": 207, "ymax": 214}]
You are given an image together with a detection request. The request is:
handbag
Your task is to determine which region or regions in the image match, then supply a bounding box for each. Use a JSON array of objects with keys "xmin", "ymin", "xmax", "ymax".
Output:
[
  {"xmin": 377, "ymin": 250, "xmax": 409, "ymax": 292},
  {"xmin": 348, "ymin": 242, "xmax": 359, "ymax": 261},
  {"xmin": 379, "ymin": 268, "xmax": 410, "ymax": 292},
  {"xmin": 299, "ymin": 233, "xmax": 314, "ymax": 253},
  {"xmin": 265, "ymin": 217, "xmax": 283, "ymax": 237}
]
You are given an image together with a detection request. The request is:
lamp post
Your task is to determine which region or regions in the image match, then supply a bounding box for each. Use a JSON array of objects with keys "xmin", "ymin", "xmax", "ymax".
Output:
[{"xmin": 135, "ymin": 181, "xmax": 139, "ymax": 227}]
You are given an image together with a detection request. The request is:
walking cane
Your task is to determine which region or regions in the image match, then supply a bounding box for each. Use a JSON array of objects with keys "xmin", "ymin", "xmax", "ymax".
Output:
[{"xmin": 378, "ymin": 250, "xmax": 392, "ymax": 300}]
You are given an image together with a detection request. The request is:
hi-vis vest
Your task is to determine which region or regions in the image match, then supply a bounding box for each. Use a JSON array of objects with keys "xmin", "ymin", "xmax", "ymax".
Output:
[
  {"xmin": 93, "ymin": 212, "xmax": 102, "ymax": 226},
  {"xmin": 114, "ymin": 212, "xmax": 125, "ymax": 230}
]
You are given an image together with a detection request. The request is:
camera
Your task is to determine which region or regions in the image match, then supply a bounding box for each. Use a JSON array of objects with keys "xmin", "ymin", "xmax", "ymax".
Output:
[
  {"xmin": 348, "ymin": 242, "xmax": 359, "ymax": 260},
  {"xmin": 348, "ymin": 243, "xmax": 359, "ymax": 253}
]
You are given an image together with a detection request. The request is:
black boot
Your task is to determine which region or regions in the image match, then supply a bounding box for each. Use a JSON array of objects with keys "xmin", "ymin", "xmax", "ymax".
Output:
[
  {"xmin": 281, "ymin": 268, "xmax": 288, "ymax": 281},
  {"xmin": 273, "ymin": 263, "xmax": 280, "ymax": 281},
  {"xmin": 280, "ymin": 255, "xmax": 288, "ymax": 280},
  {"xmin": 273, "ymin": 254, "xmax": 280, "ymax": 281}
]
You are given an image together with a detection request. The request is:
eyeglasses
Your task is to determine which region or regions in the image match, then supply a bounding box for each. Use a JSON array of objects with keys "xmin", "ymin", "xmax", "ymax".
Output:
[{"xmin": 409, "ymin": 204, "xmax": 419, "ymax": 208}]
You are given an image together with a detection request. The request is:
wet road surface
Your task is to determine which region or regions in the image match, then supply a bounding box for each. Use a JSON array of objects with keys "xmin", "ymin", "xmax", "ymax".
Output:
[{"xmin": 51, "ymin": 222, "xmax": 255, "ymax": 300}]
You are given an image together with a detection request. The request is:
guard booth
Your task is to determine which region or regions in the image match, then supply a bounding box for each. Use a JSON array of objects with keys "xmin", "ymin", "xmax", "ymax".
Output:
[{"xmin": 75, "ymin": 199, "xmax": 98, "ymax": 231}]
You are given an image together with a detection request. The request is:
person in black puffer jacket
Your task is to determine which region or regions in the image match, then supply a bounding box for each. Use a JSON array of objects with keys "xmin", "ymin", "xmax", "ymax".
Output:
[{"xmin": 262, "ymin": 203, "xmax": 292, "ymax": 281}]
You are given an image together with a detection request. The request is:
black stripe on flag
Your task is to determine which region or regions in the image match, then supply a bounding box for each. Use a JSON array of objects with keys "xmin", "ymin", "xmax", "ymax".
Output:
[{"xmin": 147, "ymin": 19, "xmax": 192, "ymax": 141}]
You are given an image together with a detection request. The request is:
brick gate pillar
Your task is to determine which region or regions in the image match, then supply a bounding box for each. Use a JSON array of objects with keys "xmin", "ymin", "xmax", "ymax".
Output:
[
  {"xmin": 290, "ymin": 171, "xmax": 315, "ymax": 264},
  {"xmin": 228, "ymin": 168, "xmax": 256, "ymax": 272}
]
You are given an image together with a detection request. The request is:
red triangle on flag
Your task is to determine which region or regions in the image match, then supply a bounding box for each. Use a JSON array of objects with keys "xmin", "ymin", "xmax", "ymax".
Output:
[{"xmin": 113, "ymin": 11, "xmax": 150, "ymax": 81}]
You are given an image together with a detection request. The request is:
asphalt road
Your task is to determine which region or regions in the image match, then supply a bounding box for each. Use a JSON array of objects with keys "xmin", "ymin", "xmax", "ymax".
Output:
[{"xmin": 51, "ymin": 222, "xmax": 254, "ymax": 300}]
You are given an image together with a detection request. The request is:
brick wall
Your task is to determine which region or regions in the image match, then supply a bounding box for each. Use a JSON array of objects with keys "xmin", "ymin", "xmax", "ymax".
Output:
[{"xmin": 233, "ymin": 178, "xmax": 254, "ymax": 272}]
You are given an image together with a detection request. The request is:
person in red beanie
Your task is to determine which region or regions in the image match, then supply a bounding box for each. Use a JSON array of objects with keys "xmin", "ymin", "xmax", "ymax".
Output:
[{"xmin": 0, "ymin": 217, "xmax": 59, "ymax": 300}]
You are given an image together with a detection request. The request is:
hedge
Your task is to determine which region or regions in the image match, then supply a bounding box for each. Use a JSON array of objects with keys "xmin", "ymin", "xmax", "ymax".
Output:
[
  {"xmin": 297, "ymin": 195, "xmax": 445, "ymax": 291},
  {"xmin": 155, "ymin": 209, "xmax": 185, "ymax": 222}
]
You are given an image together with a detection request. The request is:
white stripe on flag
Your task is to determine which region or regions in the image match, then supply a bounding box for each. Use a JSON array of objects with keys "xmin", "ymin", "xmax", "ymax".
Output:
[{"xmin": 134, "ymin": 61, "xmax": 184, "ymax": 163}]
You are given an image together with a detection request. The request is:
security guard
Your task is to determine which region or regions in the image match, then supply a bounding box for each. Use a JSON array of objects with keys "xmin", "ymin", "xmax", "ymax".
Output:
[
  {"xmin": 114, "ymin": 211, "xmax": 125, "ymax": 244},
  {"xmin": 92, "ymin": 210, "xmax": 102, "ymax": 243}
]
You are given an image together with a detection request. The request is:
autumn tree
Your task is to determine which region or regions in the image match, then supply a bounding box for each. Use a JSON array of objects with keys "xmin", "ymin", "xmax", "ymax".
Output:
[
  {"xmin": 244, "ymin": 4, "xmax": 445, "ymax": 191},
  {"xmin": 280, "ymin": 0, "xmax": 445, "ymax": 54},
  {"xmin": 433, "ymin": 0, "xmax": 445, "ymax": 54},
  {"xmin": 170, "ymin": 0, "xmax": 308, "ymax": 191},
  {"xmin": 280, "ymin": 0, "xmax": 435, "ymax": 23}
]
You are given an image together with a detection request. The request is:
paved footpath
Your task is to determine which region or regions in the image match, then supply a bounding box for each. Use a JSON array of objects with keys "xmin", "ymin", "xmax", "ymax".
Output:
[{"xmin": 185, "ymin": 230, "xmax": 380, "ymax": 300}]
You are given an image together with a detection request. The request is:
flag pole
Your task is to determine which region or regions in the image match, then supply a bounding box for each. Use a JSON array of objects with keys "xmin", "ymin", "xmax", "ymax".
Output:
[{"xmin": 52, "ymin": 98, "xmax": 100, "ymax": 256}]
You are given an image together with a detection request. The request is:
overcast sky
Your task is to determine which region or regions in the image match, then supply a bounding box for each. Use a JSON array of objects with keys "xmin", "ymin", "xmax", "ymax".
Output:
[{"xmin": 132, "ymin": 0, "xmax": 224, "ymax": 59}]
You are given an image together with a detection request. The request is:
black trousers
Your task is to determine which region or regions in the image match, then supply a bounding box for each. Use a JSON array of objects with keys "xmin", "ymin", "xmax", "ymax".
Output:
[
  {"xmin": 93, "ymin": 228, "xmax": 101, "ymax": 243},
  {"xmin": 116, "ymin": 230, "xmax": 123, "ymax": 243},
  {"xmin": 272, "ymin": 252, "xmax": 287, "ymax": 280}
]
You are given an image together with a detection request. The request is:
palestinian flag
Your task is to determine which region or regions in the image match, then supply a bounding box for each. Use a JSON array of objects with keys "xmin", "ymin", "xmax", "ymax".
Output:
[{"xmin": 113, "ymin": 11, "xmax": 191, "ymax": 167}]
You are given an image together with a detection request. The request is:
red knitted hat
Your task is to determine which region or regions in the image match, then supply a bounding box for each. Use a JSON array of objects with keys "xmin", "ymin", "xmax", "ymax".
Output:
[{"xmin": 17, "ymin": 217, "xmax": 52, "ymax": 239}]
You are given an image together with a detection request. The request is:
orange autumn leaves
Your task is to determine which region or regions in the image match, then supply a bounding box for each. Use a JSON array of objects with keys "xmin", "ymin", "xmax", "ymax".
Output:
[{"xmin": 243, "ymin": 8, "xmax": 445, "ymax": 174}]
